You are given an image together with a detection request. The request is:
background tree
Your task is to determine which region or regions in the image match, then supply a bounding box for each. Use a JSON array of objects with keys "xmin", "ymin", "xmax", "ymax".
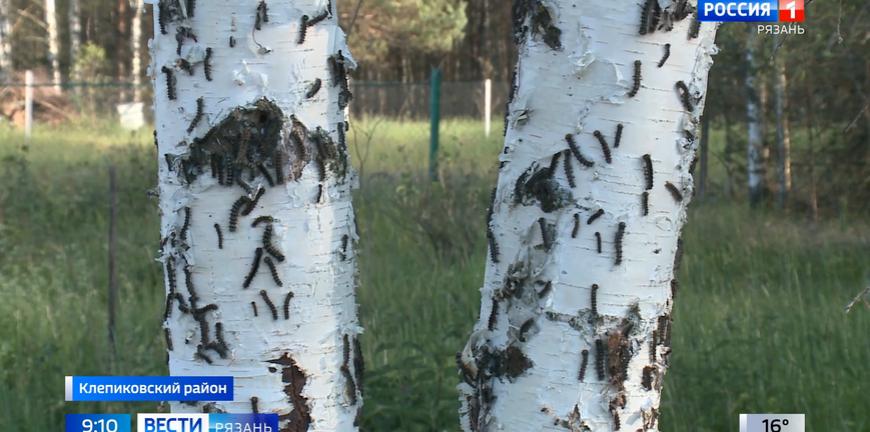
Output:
[
  {"xmin": 152, "ymin": 1, "xmax": 363, "ymax": 429},
  {"xmin": 458, "ymin": 1, "xmax": 718, "ymax": 430}
]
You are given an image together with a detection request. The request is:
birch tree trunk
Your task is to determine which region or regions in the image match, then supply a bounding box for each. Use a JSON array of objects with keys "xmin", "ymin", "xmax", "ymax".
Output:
[
  {"xmin": 69, "ymin": 0, "xmax": 81, "ymax": 66},
  {"xmin": 131, "ymin": 0, "xmax": 142, "ymax": 102},
  {"xmin": 745, "ymin": 28, "xmax": 764, "ymax": 207},
  {"xmin": 151, "ymin": 2, "xmax": 363, "ymax": 430},
  {"xmin": 0, "ymin": 0, "xmax": 12, "ymax": 74},
  {"xmin": 45, "ymin": 0, "xmax": 62, "ymax": 92},
  {"xmin": 773, "ymin": 36, "xmax": 791, "ymax": 209},
  {"xmin": 458, "ymin": 1, "xmax": 718, "ymax": 431}
]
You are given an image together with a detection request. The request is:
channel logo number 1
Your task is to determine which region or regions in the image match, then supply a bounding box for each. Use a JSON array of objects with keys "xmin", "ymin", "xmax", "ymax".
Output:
[{"xmin": 779, "ymin": 0, "xmax": 805, "ymax": 22}]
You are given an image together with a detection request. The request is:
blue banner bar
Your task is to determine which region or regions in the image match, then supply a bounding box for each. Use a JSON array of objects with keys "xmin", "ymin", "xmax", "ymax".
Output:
[
  {"xmin": 698, "ymin": 0, "xmax": 779, "ymax": 22},
  {"xmin": 209, "ymin": 414, "xmax": 280, "ymax": 432},
  {"xmin": 65, "ymin": 414, "xmax": 131, "ymax": 432},
  {"xmin": 65, "ymin": 376, "xmax": 234, "ymax": 402}
]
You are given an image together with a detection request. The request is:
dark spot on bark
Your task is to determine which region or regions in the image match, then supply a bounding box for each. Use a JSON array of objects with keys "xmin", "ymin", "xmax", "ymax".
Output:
[
  {"xmin": 268, "ymin": 353, "xmax": 312, "ymax": 432},
  {"xmin": 503, "ymin": 346, "xmax": 534, "ymax": 379},
  {"xmin": 514, "ymin": 165, "xmax": 572, "ymax": 212}
]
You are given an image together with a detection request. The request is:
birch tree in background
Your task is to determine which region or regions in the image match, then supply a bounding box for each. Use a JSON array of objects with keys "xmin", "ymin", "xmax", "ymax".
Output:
[
  {"xmin": 44, "ymin": 0, "xmax": 61, "ymax": 91},
  {"xmin": 0, "ymin": 0, "xmax": 11, "ymax": 74},
  {"xmin": 131, "ymin": 0, "xmax": 142, "ymax": 102},
  {"xmin": 746, "ymin": 28, "xmax": 765, "ymax": 207},
  {"xmin": 69, "ymin": 0, "xmax": 81, "ymax": 65},
  {"xmin": 458, "ymin": 1, "xmax": 718, "ymax": 430},
  {"xmin": 773, "ymin": 35, "xmax": 791, "ymax": 209},
  {"xmin": 152, "ymin": 1, "xmax": 363, "ymax": 430}
]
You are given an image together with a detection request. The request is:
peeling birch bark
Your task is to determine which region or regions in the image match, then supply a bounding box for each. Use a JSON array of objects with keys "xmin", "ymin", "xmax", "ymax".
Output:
[
  {"xmin": 458, "ymin": 1, "xmax": 718, "ymax": 431},
  {"xmin": 149, "ymin": 1, "xmax": 363, "ymax": 431},
  {"xmin": 745, "ymin": 28, "xmax": 764, "ymax": 207}
]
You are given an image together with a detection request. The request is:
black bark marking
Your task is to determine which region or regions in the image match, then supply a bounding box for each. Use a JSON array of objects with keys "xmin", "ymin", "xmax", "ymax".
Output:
[{"xmin": 268, "ymin": 354, "xmax": 311, "ymax": 432}]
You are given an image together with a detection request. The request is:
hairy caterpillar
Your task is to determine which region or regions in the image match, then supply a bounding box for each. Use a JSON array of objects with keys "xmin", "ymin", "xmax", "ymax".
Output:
[
  {"xmin": 562, "ymin": 150, "xmax": 576, "ymax": 187},
  {"xmin": 627, "ymin": 60, "xmax": 642, "ymax": 98},
  {"xmin": 298, "ymin": 15, "xmax": 309, "ymax": 44},
  {"xmin": 264, "ymin": 256, "xmax": 283, "ymax": 287},
  {"xmin": 658, "ymin": 43, "xmax": 671, "ymax": 68},
  {"xmin": 488, "ymin": 299, "xmax": 499, "ymax": 331},
  {"xmin": 204, "ymin": 47, "xmax": 213, "ymax": 81},
  {"xmin": 565, "ymin": 134, "xmax": 594, "ymax": 167},
  {"xmin": 187, "ymin": 97, "xmax": 204, "ymax": 134},
  {"xmin": 590, "ymin": 284, "xmax": 599, "ymax": 319},
  {"xmin": 213, "ymin": 223, "xmax": 223, "ymax": 249},
  {"xmin": 639, "ymin": 0, "xmax": 656, "ymax": 35},
  {"xmin": 158, "ymin": 6, "xmax": 168, "ymax": 35},
  {"xmin": 263, "ymin": 225, "xmax": 286, "ymax": 262},
  {"xmin": 164, "ymin": 328, "xmax": 173, "ymax": 351},
  {"xmin": 587, "ymin": 209, "xmax": 605, "ymax": 225},
  {"xmin": 641, "ymin": 192, "xmax": 649, "ymax": 216},
  {"xmin": 229, "ymin": 196, "xmax": 250, "ymax": 232},
  {"xmin": 161, "ymin": 67, "xmax": 176, "ymax": 100},
  {"xmin": 665, "ymin": 181, "xmax": 684, "ymax": 202},
  {"xmin": 259, "ymin": 290, "xmax": 278, "ymax": 320},
  {"xmin": 486, "ymin": 187, "xmax": 499, "ymax": 264},
  {"xmin": 572, "ymin": 213, "xmax": 581, "ymax": 238},
  {"xmin": 283, "ymin": 292, "xmax": 294, "ymax": 320},
  {"xmin": 308, "ymin": 10, "xmax": 329, "ymax": 27},
  {"xmin": 255, "ymin": 1, "xmax": 268, "ymax": 30},
  {"xmin": 179, "ymin": 207, "xmax": 191, "ymax": 241},
  {"xmin": 273, "ymin": 149, "xmax": 285, "ymax": 185},
  {"xmin": 615, "ymin": 222, "xmax": 626, "ymax": 266},
  {"xmin": 642, "ymin": 154, "xmax": 654, "ymax": 190},
  {"xmin": 250, "ymin": 397, "xmax": 259, "ymax": 414},
  {"xmin": 578, "ymin": 349, "xmax": 589, "ymax": 381},
  {"xmin": 252, "ymin": 216, "xmax": 276, "ymax": 227},
  {"xmin": 539, "ymin": 218, "xmax": 553, "ymax": 251},
  {"xmin": 176, "ymin": 58, "xmax": 194, "ymax": 75},
  {"xmin": 242, "ymin": 186, "xmax": 265, "ymax": 216},
  {"xmin": 650, "ymin": 331, "xmax": 658, "ymax": 363},
  {"xmin": 256, "ymin": 163, "xmax": 275, "ymax": 187},
  {"xmin": 614, "ymin": 124, "xmax": 624, "ymax": 148},
  {"xmin": 675, "ymin": 81, "xmax": 694, "ymax": 111},
  {"xmin": 229, "ymin": 36, "xmax": 236, "ymax": 48},
  {"xmin": 165, "ymin": 259, "xmax": 177, "ymax": 294},
  {"xmin": 251, "ymin": 301, "xmax": 258, "ymax": 317},
  {"xmin": 538, "ymin": 281, "xmax": 553, "ymax": 298},
  {"xmin": 195, "ymin": 346, "xmax": 213, "ymax": 364},
  {"xmin": 353, "ymin": 337, "xmax": 364, "ymax": 392},
  {"xmin": 595, "ymin": 232, "xmax": 602, "ymax": 254},
  {"xmin": 688, "ymin": 14, "xmax": 701, "ymax": 39},
  {"xmin": 305, "ymin": 78, "xmax": 322, "ymax": 99},
  {"xmin": 595, "ymin": 338, "xmax": 606, "ymax": 380},
  {"xmin": 243, "ymin": 248, "xmax": 263, "ymax": 289},
  {"xmin": 519, "ymin": 318, "xmax": 535, "ymax": 342},
  {"xmin": 547, "ymin": 152, "xmax": 562, "ymax": 178},
  {"xmin": 341, "ymin": 365, "xmax": 357, "ymax": 405}
]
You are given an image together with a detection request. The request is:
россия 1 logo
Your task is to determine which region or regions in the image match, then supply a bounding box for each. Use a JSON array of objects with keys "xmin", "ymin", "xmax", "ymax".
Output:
[{"xmin": 698, "ymin": 0, "xmax": 805, "ymax": 22}]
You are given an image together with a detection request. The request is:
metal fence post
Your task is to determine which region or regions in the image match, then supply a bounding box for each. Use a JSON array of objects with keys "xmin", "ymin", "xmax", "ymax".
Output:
[
  {"xmin": 429, "ymin": 68, "xmax": 442, "ymax": 182},
  {"xmin": 484, "ymin": 78, "xmax": 492, "ymax": 137}
]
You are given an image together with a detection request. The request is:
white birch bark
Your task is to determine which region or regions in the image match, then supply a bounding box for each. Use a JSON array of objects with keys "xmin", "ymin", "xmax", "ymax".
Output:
[
  {"xmin": 131, "ymin": 0, "xmax": 143, "ymax": 102},
  {"xmin": 69, "ymin": 0, "xmax": 81, "ymax": 66},
  {"xmin": 45, "ymin": 0, "xmax": 62, "ymax": 92},
  {"xmin": 458, "ymin": 1, "xmax": 718, "ymax": 431},
  {"xmin": 772, "ymin": 36, "xmax": 791, "ymax": 208},
  {"xmin": 0, "ymin": 0, "xmax": 12, "ymax": 73},
  {"xmin": 150, "ymin": 1, "xmax": 362, "ymax": 430},
  {"xmin": 745, "ymin": 28, "xmax": 764, "ymax": 206}
]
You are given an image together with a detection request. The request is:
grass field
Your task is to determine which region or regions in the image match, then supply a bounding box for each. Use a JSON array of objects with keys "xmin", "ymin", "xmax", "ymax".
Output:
[{"xmin": 0, "ymin": 119, "xmax": 868, "ymax": 431}]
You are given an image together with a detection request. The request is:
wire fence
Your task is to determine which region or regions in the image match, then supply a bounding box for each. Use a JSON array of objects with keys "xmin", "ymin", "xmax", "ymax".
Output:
[{"xmin": 0, "ymin": 79, "xmax": 511, "ymax": 129}]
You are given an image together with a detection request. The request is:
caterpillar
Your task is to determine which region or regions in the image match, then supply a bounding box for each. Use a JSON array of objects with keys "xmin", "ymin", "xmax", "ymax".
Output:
[
  {"xmin": 193, "ymin": 304, "xmax": 218, "ymax": 319},
  {"xmin": 215, "ymin": 322, "xmax": 227, "ymax": 350},
  {"xmin": 197, "ymin": 319, "xmax": 210, "ymax": 346},
  {"xmin": 538, "ymin": 281, "xmax": 552, "ymax": 298},
  {"xmin": 488, "ymin": 299, "xmax": 499, "ymax": 330},
  {"xmin": 187, "ymin": 97, "xmax": 204, "ymax": 134},
  {"xmin": 674, "ymin": 237, "xmax": 684, "ymax": 272},
  {"xmin": 283, "ymin": 292, "xmax": 293, "ymax": 320},
  {"xmin": 186, "ymin": 0, "xmax": 195, "ymax": 18},
  {"xmin": 641, "ymin": 192, "xmax": 649, "ymax": 216},
  {"xmin": 252, "ymin": 216, "xmax": 276, "ymax": 227},
  {"xmin": 195, "ymin": 346, "xmax": 213, "ymax": 364},
  {"xmin": 161, "ymin": 66, "xmax": 176, "ymax": 100},
  {"xmin": 251, "ymin": 301, "xmax": 259, "ymax": 317},
  {"xmin": 255, "ymin": 1, "xmax": 268, "ymax": 30},
  {"xmin": 341, "ymin": 365, "xmax": 357, "ymax": 405},
  {"xmin": 204, "ymin": 47, "xmax": 213, "ymax": 81},
  {"xmin": 650, "ymin": 331, "xmax": 658, "ymax": 363},
  {"xmin": 614, "ymin": 124, "xmax": 624, "ymax": 148},
  {"xmin": 213, "ymin": 223, "xmax": 223, "ymax": 249},
  {"xmin": 164, "ymin": 328, "xmax": 173, "ymax": 351},
  {"xmin": 487, "ymin": 231, "xmax": 500, "ymax": 264},
  {"xmin": 183, "ymin": 265, "xmax": 198, "ymax": 303},
  {"xmin": 340, "ymin": 234, "xmax": 350, "ymax": 261},
  {"xmin": 547, "ymin": 152, "xmax": 562, "ymax": 178},
  {"xmin": 273, "ymin": 149, "xmax": 285, "ymax": 185},
  {"xmin": 250, "ymin": 397, "xmax": 259, "ymax": 414},
  {"xmin": 305, "ymin": 78, "xmax": 322, "ymax": 99},
  {"xmin": 229, "ymin": 196, "xmax": 250, "ymax": 232},
  {"xmin": 263, "ymin": 225, "xmax": 286, "ymax": 262},
  {"xmin": 615, "ymin": 222, "xmax": 626, "ymax": 266},
  {"xmin": 642, "ymin": 154, "xmax": 654, "ymax": 190},
  {"xmin": 353, "ymin": 337, "xmax": 364, "ymax": 392},
  {"xmin": 256, "ymin": 164, "xmax": 275, "ymax": 187},
  {"xmin": 658, "ymin": 43, "xmax": 671, "ymax": 68},
  {"xmin": 627, "ymin": 60, "xmax": 642, "ymax": 98},
  {"xmin": 639, "ymin": 0, "xmax": 655, "ymax": 35},
  {"xmin": 229, "ymin": 36, "xmax": 236, "ymax": 48},
  {"xmin": 578, "ymin": 349, "xmax": 589, "ymax": 381},
  {"xmin": 675, "ymin": 81, "xmax": 694, "ymax": 111},
  {"xmin": 343, "ymin": 334, "xmax": 351, "ymax": 365},
  {"xmin": 177, "ymin": 58, "xmax": 194, "ymax": 75},
  {"xmin": 665, "ymin": 181, "xmax": 684, "ymax": 202},
  {"xmin": 158, "ymin": 6, "xmax": 168, "ymax": 35},
  {"xmin": 298, "ymin": 15, "xmax": 309, "ymax": 44},
  {"xmin": 595, "ymin": 232, "xmax": 602, "ymax": 254},
  {"xmin": 307, "ymin": 10, "xmax": 329, "ymax": 27},
  {"xmin": 259, "ymin": 290, "xmax": 278, "ymax": 320},
  {"xmin": 613, "ymin": 411, "xmax": 621, "ymax": 431},
  {"xmin": 172, "ymin": 292, "xmax": 190, "ymax": 314},
  {"xmin": 242, "ymin": 186, "xmax": 265, "ymax": 216},
  {"xmin": 519, "ymin": 318, "xmax": 535, "ymax": 342},
  {"xmin": 590, "ymin": 284, "xmax": 599, "ymax": 319},
  {"xmin": 164, "ymin": 296, "xmax": 174, "ymax": 321},
  {"xmin": 165, "ymin": 259, "xmax": 177, "ymax": 294},
  {"xmin": 565, "ymin": 134, "xmax": 594, "ymax": 167},
  {"xmin": 688, "ymin": 14, "xmax": 701, "ymax": 39},
  {"xmin": 316, "ymin": 184, "xmax": 324, "ymax": 205},
  {"xmin": 243, "ymin": 248, "xmax": 263, "ymax": 289},
  {"xmin": 264, "ymin": 256, "xmax": 283, "ymax": 287},
  {"xmin": 595, "ymin": 339, "xmax": 606, "ymax": 380},
  {"xmin": 562, "ymin": 150, "xmax": 576, "ymax": 187},
  {"xmin": 179, "ymin": 207, "xmax": 191, "ymax": 241},
  {"xmin": 572, "ymin": 213, "xmax": 581, "ymax": 238},
  {"xmin": 539, "ymin": 218, "xmax": 553, "ymax": 251},
  {"xmin": 587, "ymin": 209, "xmax": 605, "ymax": 225},
  {"xmin": 592, "ymin": 131, "xmax": 613, "ymax": 163}
]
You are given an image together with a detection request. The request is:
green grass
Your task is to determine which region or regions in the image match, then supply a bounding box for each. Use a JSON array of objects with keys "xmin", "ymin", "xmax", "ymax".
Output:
[{"xmin": 0, "ymin": 120, "xmax": 867, "ymax": 431}]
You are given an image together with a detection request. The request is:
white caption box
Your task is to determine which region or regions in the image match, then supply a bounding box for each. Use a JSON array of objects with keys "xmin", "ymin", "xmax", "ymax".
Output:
[{"xmin": 740, "ymin": 414, "xmax": 805, "ymax": 432}]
